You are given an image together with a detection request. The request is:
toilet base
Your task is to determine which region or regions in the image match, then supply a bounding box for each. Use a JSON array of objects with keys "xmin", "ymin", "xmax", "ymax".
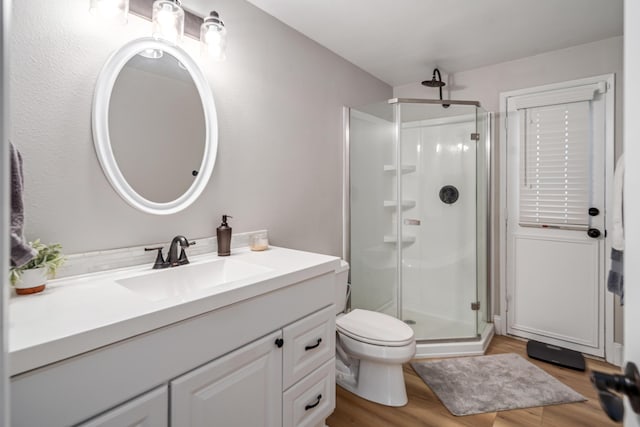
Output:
[{"xmin": 336, "ymin": 359, "xmax": 408, "ymax": 407}]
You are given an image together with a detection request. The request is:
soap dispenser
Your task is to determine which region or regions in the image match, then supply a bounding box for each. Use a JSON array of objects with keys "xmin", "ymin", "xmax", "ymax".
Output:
[{"xmin": 217, "ymin": 215, "xmax": 232, "ymax": 256}]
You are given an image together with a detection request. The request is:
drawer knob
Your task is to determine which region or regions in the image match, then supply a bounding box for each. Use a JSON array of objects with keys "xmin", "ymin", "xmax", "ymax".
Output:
[
  {"xmin": 305, "ymin": 394, "xmax": 322, "ymax": 411},
  {"xmin": 275, "ymin": 338, "xmax": 284, "ymax": 348},
  {"xmin": 304, "ymin": 338, "xmax": 322, "ymax": 351}
]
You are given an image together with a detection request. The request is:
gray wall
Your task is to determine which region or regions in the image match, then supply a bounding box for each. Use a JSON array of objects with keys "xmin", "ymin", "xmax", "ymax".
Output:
[
  {"xmin": 9, "ymin": 0, "xmax": 391, "ymax": 256},
  {"xmin": 395, "ymin": 36, "xmax": 623, "ymax": 341}
]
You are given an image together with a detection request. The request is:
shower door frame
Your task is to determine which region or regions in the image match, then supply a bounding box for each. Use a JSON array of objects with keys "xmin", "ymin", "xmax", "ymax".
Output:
[{"xmin": 343, "ymin": 98, "xmax": 492, "ymax": 342}]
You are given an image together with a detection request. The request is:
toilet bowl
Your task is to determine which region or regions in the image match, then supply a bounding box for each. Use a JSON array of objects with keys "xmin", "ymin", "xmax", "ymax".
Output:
[{"xmin": 334, "ymin": 261, "xmax": 416, "ymax": 407}]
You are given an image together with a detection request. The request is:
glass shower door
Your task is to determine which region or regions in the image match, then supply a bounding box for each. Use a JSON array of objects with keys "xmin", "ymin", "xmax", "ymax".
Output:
[
  {"xmin": 398, "ymin": 102, "xmax": 479, "ymax": 340},
  {"xmin": 348, "ymin": 103, "xmax": 399, "ymax": 317},
  {"xmin": 475, "ymin": 107, "xmax": 490, "ymax": 336}
]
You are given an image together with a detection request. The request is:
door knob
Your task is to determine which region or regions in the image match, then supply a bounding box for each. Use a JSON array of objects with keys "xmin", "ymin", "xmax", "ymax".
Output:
[
  {"xmin": 595, "ymin": 389, "xmax": 624, "ymax": 422},
  {"xmin": 591, "ymin": 362, "xmax": 640, "ymax": 422},
  {"xmin": 587, "ymin": 228, "xmax": 601, "ymax": 238},
  {"xmin": 589, "ymin": 207, "xmax": 600, "ymax": 216}
]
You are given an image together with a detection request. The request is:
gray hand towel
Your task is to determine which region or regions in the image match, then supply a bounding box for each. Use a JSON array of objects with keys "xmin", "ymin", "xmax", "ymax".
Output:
[
  {"xmin": 10, "ymin": 141, "xmax": 36, "ymax": 267},
  {"xmin": 607, "ymin": 248, "xmax": 623, "ymax": 305}
]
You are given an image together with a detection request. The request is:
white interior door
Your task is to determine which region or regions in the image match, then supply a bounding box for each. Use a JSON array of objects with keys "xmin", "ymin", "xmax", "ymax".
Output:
[{"xmin": 505, "ymin": 78, "xmax": 612, "ymax": 357}]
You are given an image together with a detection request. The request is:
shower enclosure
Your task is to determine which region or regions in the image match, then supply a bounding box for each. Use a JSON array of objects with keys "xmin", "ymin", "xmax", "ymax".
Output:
[{"xmin": 344, "ymin": 98, "xmax": 492, "ymax": 356}]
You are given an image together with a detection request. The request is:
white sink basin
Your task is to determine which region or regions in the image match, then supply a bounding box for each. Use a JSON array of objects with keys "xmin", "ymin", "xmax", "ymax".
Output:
[{"xmin": 116, "ymin": 258, "xmax": 272, "ymax": 302}]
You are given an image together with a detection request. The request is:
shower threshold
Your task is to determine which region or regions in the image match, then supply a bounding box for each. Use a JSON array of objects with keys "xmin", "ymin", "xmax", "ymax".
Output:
[{"xmin": 414, "ymin": 322, "xmax": 494, "ymax": 358}]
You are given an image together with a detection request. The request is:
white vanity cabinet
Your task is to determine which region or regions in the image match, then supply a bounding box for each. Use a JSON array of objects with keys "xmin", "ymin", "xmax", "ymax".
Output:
[
  {"xmin": 10, "ymin": 265, "xmax": 338, "ymax": 427},
  {"xmin": 171, "ymin": 306, "xmax": 336, "ymax": 427}
]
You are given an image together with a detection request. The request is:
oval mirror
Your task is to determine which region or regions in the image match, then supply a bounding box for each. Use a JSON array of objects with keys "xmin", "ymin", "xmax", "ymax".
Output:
[{"xmin": 92, "ymin": 38, "xmax": 218, "ymax": 215}]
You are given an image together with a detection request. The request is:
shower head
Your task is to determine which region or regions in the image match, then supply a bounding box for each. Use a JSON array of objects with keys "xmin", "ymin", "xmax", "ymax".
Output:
[
  {"xmin": 421, "ymin": 68, "xmax": 446, "ymax": 88},
  {"xmin": 421, "ymin": 68, "xmax": 450, "ymax": 108},
  {"xmin": 421, "ymin": 78, "xmax": 445, "ymax": 88}
]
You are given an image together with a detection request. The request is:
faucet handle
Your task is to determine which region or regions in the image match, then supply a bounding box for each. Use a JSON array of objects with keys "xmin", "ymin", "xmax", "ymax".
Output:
[
  {"xmin": 177, "ymin": 241, "xmax": 196, "ymax": 265},
  {"xmin": 145, "ymin": 247, "xmax": 169, "ymax": 269},
  {"xmin": 178, "ymin": 248, "xmax": 189, "ymax": 265}
]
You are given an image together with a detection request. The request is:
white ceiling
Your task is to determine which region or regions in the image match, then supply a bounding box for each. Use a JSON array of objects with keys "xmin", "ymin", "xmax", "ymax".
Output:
[{"xmin": 190, "ymin": 0, "xmax": 623, "ymax": 87}]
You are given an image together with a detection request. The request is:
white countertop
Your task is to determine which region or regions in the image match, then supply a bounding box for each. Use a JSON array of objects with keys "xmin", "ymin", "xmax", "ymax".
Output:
[{"xmin": 9, "ymin": 246, "xmax": 340, "ymax": 376}]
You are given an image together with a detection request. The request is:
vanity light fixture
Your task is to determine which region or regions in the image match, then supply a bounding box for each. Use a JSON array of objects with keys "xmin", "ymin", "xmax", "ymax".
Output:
[
  {"xmin": 93, "ymin": 0, "xmax": 229, "ymax": 60},
  {"xmin": 152, "ymin": 0, "xmax": 185, "ymax": 45},
  {"xmin": 89, "ymin": 0, "xmax": 129, "ymax": 23},
  {"xmin": 200, "ymin": 11, "xmax": 227, "ymax": 61}
]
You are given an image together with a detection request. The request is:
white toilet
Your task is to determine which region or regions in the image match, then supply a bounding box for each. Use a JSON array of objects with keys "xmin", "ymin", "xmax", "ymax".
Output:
[{"xmin": 334, "ymin": 261, "xmax": 416, "ymax": 407}]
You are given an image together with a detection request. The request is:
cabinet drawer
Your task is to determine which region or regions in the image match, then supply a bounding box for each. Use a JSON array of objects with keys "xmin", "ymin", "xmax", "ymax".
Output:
[
  {"xmin": 283, "ymin": 358, "xmax": 335, "ymax": 427},
  {"xmin": 283, "ymin": 305, "xmax": 335, "ymax": 389}
]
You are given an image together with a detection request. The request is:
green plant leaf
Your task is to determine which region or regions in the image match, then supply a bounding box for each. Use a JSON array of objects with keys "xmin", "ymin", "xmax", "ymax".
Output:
[{"xmin": 9, "ymin": 240, "xmax": 66, "ymax": 286}]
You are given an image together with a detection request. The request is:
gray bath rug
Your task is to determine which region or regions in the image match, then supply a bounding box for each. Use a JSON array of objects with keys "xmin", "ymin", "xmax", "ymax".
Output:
[{"xmin": 411, "ymin": 353, "xmax": 586, "ymax": 416}]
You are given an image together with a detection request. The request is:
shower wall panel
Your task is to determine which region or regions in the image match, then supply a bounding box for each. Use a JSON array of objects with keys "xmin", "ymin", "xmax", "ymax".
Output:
[{"xmin": 349, "ymin": 109, "xmax": 397, "ymax": 314}]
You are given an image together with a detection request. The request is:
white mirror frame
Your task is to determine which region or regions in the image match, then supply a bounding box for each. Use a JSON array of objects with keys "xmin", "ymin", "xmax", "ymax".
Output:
[{"xmin": 92, "ymin": 37, "xmax": 218, "ymax": 215}]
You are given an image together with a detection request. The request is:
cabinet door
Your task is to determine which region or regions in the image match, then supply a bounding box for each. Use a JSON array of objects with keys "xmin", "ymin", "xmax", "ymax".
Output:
[
  {"xmin": 171, "ymin": 331, "xmax": 282, "ymax": 427},
  {"xmin": 78, "ymin": 386, "xmax": 167, "ymax": 427}
]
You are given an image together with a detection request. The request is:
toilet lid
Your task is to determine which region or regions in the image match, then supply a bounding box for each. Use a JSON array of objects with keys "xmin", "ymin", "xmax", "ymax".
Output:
[{"xmin": 336, "ymin": 309, "xmax": 415, "ymax": 347}]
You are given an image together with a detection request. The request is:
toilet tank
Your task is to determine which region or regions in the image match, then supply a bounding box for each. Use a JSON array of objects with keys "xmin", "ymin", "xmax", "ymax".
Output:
[{"xmin": 335, "ymin": 260, "xmax": 349, "ymax": 314}]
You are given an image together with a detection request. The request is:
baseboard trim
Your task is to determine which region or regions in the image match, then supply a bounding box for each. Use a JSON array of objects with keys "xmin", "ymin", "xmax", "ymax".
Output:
[
  {"xmin": 608, "ymin": 342, "xmax": 624, "ymax": 367},
  {"xmin": 493, "ymin": 315, "xmax": 504, "ymax": 335}
]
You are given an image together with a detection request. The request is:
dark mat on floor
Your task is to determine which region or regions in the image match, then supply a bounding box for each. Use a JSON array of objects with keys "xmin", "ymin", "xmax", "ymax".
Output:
[
  {"xmin": 526, "ymin": 340, "xmax": 586, "ymax": 371},
  {"xmin": 411, "ymin": 353, "xmax": 585, "ymax": 416}
]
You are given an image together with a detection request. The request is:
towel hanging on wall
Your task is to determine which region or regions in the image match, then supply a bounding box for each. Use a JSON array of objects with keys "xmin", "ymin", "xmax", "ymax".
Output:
[
  {"xmin": 10, "ymin": 141, "xmax": 36, "ymax": 267},
  {"xmin": 607, "ymin": 154, "xmax": 624, "ymax": 304}
]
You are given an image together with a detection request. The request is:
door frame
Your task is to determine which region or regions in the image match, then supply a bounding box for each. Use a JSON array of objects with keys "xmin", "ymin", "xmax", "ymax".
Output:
[
  {"xmin": 1, "ymin": 0, "xmax": 10, "ymax": 424},
  {"xmin": 498, "ymin": 74, "xmax": 619, "ymax": 365}
]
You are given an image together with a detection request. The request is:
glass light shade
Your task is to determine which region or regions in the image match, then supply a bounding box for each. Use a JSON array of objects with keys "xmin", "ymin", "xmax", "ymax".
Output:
[
  {"xmin": 200, "ymin": 11, "xmax": 227, "ymax": 61},
  {"xmin": 89, "ymin": 0, "xmax": 129, "ymax": 24},
  {"xmin": 152, "ymin": 0, "xmax": 185, "ymax": 45}
]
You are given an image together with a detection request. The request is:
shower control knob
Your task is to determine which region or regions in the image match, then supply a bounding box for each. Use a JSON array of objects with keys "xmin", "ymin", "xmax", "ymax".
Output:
[{"xmin": 587, "ymin": 228, "xmax": 601, "ymax": 238}]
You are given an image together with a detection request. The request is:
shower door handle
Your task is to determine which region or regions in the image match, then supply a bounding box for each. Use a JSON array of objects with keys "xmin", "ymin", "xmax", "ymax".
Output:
[{"xmin": 404, "ymin": 219, "xmax": 421, "ymax": 226}]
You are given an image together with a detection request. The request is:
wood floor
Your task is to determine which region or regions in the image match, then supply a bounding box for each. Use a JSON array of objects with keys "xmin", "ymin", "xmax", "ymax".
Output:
[{"xmin": 327, "ymin": 335, "xmax": 620, "ymax": 426}]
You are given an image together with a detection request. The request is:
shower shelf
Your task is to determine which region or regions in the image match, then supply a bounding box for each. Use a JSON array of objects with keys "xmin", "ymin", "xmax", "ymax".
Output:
[
  {"xmin": 383, "ymin": 235, "xmax": 416, "ymax": 244},
  {"xmin": 383, "ymin": 164, "xmax": 416, "ymax": 174},
  {"xmin": 383, "ymin": 200, "xmax": 416, "ymax": 209}
]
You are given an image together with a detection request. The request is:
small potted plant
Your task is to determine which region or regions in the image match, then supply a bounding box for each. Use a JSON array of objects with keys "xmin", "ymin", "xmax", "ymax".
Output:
[{"xmin": 9, "ymin": 240, "xmax": 65, "ymax": 295}]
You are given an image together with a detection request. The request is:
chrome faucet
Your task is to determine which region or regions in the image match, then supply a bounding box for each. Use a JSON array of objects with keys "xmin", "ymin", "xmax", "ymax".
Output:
[
  {"xmin": 144, "ymin": 236, "xmax": 195, "ymax": 269},
  {"xmin": 167, "ymin": 235, "xmax": 194, "ymax": 266}
]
